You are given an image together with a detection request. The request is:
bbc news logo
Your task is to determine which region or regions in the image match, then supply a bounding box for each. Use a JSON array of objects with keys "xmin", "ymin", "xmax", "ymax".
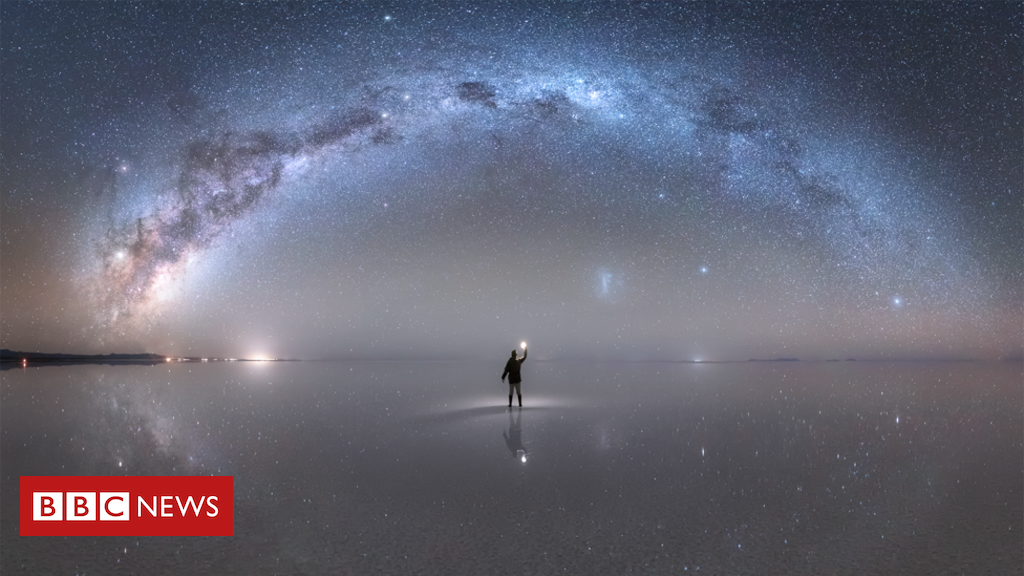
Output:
[{"xmin": 21, "ymin": 476, "xmax": 233, "ymax": 536}]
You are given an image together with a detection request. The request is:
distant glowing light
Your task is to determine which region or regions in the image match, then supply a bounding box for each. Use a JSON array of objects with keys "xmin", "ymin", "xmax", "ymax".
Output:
[
  {"xmin": 115, "ymin": 251, "xmax": 126, "ymax": 260},
  {"xmin": 700, "ymin": 266, "xmax": 708, "ymax": 274},
  {"xmin": 520, "ymin": 341, "xmax": 527, "ymax": 349}
]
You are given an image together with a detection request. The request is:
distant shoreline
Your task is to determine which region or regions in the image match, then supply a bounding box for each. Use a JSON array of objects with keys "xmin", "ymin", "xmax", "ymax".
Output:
[{"xmin": 0, "ymin": 349, "xmax": 297, "ymax": 370}]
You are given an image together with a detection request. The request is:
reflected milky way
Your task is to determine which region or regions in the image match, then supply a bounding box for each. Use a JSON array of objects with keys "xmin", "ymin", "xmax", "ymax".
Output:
[
  {"xmin": 3, "ymin": 361, "xmax": 1020, "ymax": 574},
  {"xmin": 1, "ymin": 2, "xmax": 1020, "ymax": 360}
]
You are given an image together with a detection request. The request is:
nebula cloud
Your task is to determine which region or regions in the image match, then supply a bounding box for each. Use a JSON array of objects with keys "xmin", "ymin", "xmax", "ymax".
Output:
[{"xmin": 94, "ymin": 108, "xmax": 395, "ymax": 326}]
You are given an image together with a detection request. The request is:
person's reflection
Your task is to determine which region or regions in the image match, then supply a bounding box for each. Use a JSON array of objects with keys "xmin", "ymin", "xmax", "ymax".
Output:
[{"xmin": 503, "ymin": 407, "xmax": 528, "ymax": 462}]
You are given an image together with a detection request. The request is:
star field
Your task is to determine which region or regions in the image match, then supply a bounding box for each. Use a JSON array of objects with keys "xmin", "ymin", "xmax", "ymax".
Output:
[{"xmin": 1, "ymin": 2, "xmax": 1020, "ymax": 360}]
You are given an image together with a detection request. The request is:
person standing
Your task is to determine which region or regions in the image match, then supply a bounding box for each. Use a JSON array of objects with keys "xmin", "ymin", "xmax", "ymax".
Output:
[{"xmin": 501, "ymin": 345, "xmax": 527, "ymax": 407}]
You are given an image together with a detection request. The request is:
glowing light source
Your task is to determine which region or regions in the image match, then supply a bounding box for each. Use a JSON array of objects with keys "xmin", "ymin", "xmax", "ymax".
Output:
[{"xmin": 520, "ymin": 341, "xmax": 527, "ymax": 349}]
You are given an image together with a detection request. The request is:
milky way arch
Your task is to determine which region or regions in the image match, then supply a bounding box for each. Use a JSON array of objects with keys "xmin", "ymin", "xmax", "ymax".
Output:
[{"xmin": 93, "ymin": 56, "xmax": 973, "ymax": 338}]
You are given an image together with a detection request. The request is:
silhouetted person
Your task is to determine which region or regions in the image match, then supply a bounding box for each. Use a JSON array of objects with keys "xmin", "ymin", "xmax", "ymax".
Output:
[
  {"xmin": 503, "ymin": 407, "xmax": 527, "ymax": 461},
  {"xmin": 501, "ymin": 346, "xmax": 527, "ymax": 407}
]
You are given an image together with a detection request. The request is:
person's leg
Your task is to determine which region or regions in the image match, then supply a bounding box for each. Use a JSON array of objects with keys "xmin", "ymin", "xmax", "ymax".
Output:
[
  {"xmin": 508, "ymin": 383, "xmax": 514, "ymax": 407},
  {"xmin": 514, "ymin": 382, "xmax": 522, "ymax": 406}
]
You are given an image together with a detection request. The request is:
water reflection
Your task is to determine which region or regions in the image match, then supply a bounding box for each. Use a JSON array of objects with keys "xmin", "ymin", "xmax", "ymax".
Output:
[
  {"xmin": 502, "ymin": 407, "xmax": 528, "ymax": 463},
  {"xmin": 2, "ymin": 360, "xmax": 1020, "ymax": 575}
]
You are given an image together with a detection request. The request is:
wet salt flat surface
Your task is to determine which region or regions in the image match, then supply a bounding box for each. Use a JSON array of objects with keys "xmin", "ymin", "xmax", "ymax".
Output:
[{"xmin": 3, "ymin": 360, "xmax": 1021, "ymax": 575}]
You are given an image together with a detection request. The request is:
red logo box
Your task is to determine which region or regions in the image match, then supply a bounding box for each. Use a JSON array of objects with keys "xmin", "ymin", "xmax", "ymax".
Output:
[{"xmin": 20, "ymin": 476, "xmax": 233, "ymax": 536}]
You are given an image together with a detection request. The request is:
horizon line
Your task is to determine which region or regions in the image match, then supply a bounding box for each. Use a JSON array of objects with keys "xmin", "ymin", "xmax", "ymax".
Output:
[{"xmin": 3, "ymin": 349, "xmax": 1020, "ymax": 364}]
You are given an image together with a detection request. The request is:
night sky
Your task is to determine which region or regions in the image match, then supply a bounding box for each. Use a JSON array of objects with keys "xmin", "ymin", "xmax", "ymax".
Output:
[{"xmin": 2, "ymin": 2, "xmax": 1020, "ymax": 361}]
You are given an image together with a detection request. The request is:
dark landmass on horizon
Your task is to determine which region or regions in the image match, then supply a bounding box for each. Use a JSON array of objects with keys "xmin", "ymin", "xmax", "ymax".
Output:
[
  {"xmin": 1, "ymin": 349, "xmax": 167, "ymax": 370},
  {"xmin": 0, "ymin": 349, "xmax": 299, "ymax": 370},
  {"xmin": 2, "ymin": 349, "xmax": 166, "ymax": 362}
]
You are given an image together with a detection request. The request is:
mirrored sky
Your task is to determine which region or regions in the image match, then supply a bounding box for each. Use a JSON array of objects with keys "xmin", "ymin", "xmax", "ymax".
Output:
[{"xmin": 2, "ymin": 2, "xmax": 1020, "ymax": 361}]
